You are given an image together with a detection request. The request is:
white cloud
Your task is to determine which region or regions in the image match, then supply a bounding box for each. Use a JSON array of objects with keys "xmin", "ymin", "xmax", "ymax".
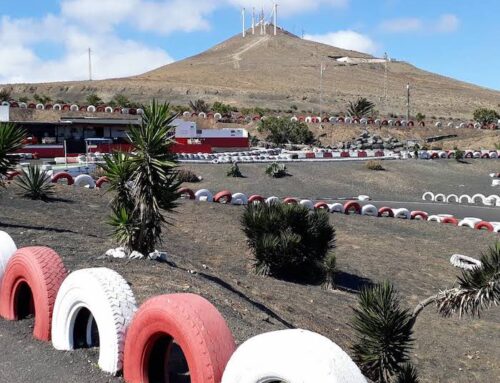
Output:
[
  {"xmin": 380, "ymin": 18, "xmax": 422, "ymax": 33},
  {"xmin": 435, "ymin": 14, "xmax": 459, "ymax": 33},
  {"xmin": 304, "ymin": 30, "xmax": 378, "ymax": 55},
  {"xmin": 380, "ymin": 14, "xmax": 460, "ymax": 34}
]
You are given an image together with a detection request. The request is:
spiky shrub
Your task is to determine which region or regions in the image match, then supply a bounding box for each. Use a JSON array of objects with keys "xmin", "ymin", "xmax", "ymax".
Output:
[
  {"xmin": 394, "ymin": 364, "xmax": 419, "ymax": 383},
  {"xmin": 177, "ymin": 169, "xmax": 200, "ymax": 183},
  {"xmin": 366, "ymin": 160, "xmax": 385, "ymax": 171},
  {"xmin": 435, "ymin": 242, "xmax": 500, "ymax": 318},
  {"xmin": 101, "ymin": 101, "xmax": 181, "ymax": 255},
  {"xmin": 241, "ymin": 203, "xmax": 336, "ymax": 282},
  {"xmin": 15, "ymin": 165, "xmax": 54, "ymax": 200},
  {"xmin": 351, "ymin": 281, "xmax": 415, "ymax": 383},
  {"xmin": 0, "ymin": 123, "xmax": 25, "ymax": 185},
  {"xmin": 227, "ymin": 162, "xmax": 243, "ymax": 178},
  {"xmin": 323, "ymin": 253, "xmax": 338, "ymax": 289},
  {"xmin": 265, "ymin": 162, "xmax": 288, "ymax": 178},
  {"xmin": 347, "ymin": 97, "xmax": 375, "ymax": 118}
]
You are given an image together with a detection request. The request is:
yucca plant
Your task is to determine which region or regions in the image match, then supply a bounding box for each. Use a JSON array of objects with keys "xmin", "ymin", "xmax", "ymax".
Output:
[
  {"xmin": 15, "ymin": 165, "xmax": 54, "ymax": 200},
  {"xmin": 394, "ymin": 364, "xmax": 419, "ymax": 383},
  {"xmin": 189, "ymin": 99, "xmax": 209, "ymax": 113},
  {"xmin": 241, "ymin": 203, "xmax": 335, "ymax": 282},
  {"xmin": 351, "ymin": 281, "xmax": 415, "ymax": 383},
  {"xmin": 101, "ymin": 101, "xmax": 181, "ymax": 255},
  {"xmin": 227, "ymin": 162, "xmax": 243, "ymax": 177},
  {"xmin": 413, "ymin": 241, "xmax": 500, "ymax": 319},
  {"xmin": 0, "ymin": 123, "xmax": 25, "ymax": 184},
  {"xmin": 265, "ymin": 162, "xmax": 288, "ymax": 178},
  {"xmin": 347, "ymin": 97, "xmax": 375, "ymax": 118}
]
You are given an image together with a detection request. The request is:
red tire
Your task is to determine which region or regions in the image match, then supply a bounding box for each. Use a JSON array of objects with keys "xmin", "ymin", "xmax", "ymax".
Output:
[
  {"xmin": 248, "ymin": 195, "xmax": 265, "ymax": 203},
  {"xmin": 51, "ymin": 172, "xmax": 74, "ymax": 185},
  {"xmin": 314, "ymin": 202, "xmax": 329, "ymax": 210},
  {"xmin": 0, "ymin": 247, "xmax": 68, "ymax": 341},
  {"xmin": 123, "ymin": 294, "xmax": 236, "ymax": 383},
  {"xmin": 411, "ymin": 211, "xmax": 428, "ymax": 220},
  {"xmin": 343, "ymin": 201, "xmax": 361, "ymax": 215},
  {"xmin": 283, "ymin": 197, "xmax": 298, "ymax": 205},
  {"xmin": 442, "ymin": 217, "xmax": 459, "ymax": 226},
  {"xmin": 179, "ymin": 187, "xmax": 195, "ymax": 200},
  {"xmin": 95, "ymin": 176, "xmax": 109, "ymax": 188},
  {"xmin": 214, "ymin": 190, "xmax": 232, "ymax": 204},
  {"xmin": 475, "ymin": 221, "xmax": 494, "ymax": 232},
  {"xmin": 6, "ymin": 171, "xmax": 20, "ymax": 180},
  {"xmin": 481, "ymin": 153, "xmax": 490, "ymax": 159},
  {"xmin": 431, "ymin": 153, "xmax": 439, "ymax": 159},
  {"xmin": 378, "ymin": 207, "xmax": 394, "ymax": 217}
]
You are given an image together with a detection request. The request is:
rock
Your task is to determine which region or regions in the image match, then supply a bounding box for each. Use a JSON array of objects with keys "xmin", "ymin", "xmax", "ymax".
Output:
[
  {"xmin": 105, "ymin": 247, "xmax": 127, "ymax": 259},
  {"xmin": 148, "ymin": 250, "xmax": 170, "ymax": 262},
  {"xmin": 129, "ymin": 251, "xmax": 145, "ymax": 260}
]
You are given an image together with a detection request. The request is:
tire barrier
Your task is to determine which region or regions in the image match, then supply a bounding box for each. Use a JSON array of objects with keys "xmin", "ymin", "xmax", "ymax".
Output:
[
  {"xmin": 434, "ymin": 193, "xmax": 446, "ymax": 202},
  {"xmin": 314, "ymin": 201, "xmax": 329, "ymax": 210},
  {"xmin": 6, "ymin": 170, "xmax": 21, "ymax": 180},
  {"xmin": 450, "ymin": 254, "xmax": 482, "ymax": 270},
  {"xmin": 214, "ymin": 190, "xmax": 233, "ymax": 204},
  {"xmin": 283, "ymin": 197, "xmax": 298, "ymax": 205},
  {"xmin": 179, "ymin": 187, "xmax": 195, "ymax": 200},
  {"xmin": 328, "ymin": 203, "xmax": 344, "ymax": 213},
  {"xmin": 51, "ymin": 172, "xmax": 75, "ymax": 185},
  {"xmin": 458, "ymin": 218, "xmax": 482, "ymax": 229},
  {"xmin": 248, "ymin": 195, "xmax": 265, "ymax": 204},
  {"xmin": 361, "ymin": 204, "xmax": 378, "ymax": 217},
  {"xmin": 74, "ymin": 174, "xmax": 96, "ymax": 189},
  {"xmin": 475, "ymin": 221, "xmax": 494, "ymax": 232},
  {"xmin": 392, "ymin": 208, "xmax": 411, "ymax": 220},
  {"xmin": 51, "ymin": 268, "xmax": 137, "ymax": 375},
  {"xmin": 422, "ymin": 192, "xmax": 434, "ymax": 201},
  {"xmin": 221, "ymin": 329, "xmax": 367, "ymax": 383},
  {"xmin": 265, "ymin": 196, "xmax": 280, "ymax": 205},
  {"xmin": 378, "ymin": 207, "xmax": 395, "ymax": 218},
  {"xmin": 446, "ymin": 194, "xmax": 459, "ymax": 203},
  {"xmin": 0, "ymin": 247, "xmax": 68, "ymax": 341},
  {"xmin": 231, "ymin": 193, "xmax": 248, "ymax": 205},
  {"xmin": 95, "ymin": 176, "xmax": 109, "ymax": 188},
  {"xmin": 424, "ymin": 192, "xmax": 499, "ymax": 207},
  {"xmin": 195, "ymin": 189, "xmax": 213, "ymax": 202},
  {"xmin": 442, "ymin": 217, "xmax": 459, "ymax": 226},
  {"xmin": 343, "ymin": 201, "xmax": 361, "ymax": 215},
  {"xmin": 427, "ymin": 215, "xmax": 442, "ymax": 223},
  {"xmin": 411, "ymin": 211, "xmax": 428, "ymax": 220},
  {"xmin": 299, "ymin": 199, "xmax": 314, "ymax": 210},
  {"xmin": 471, "ymin": 194, "xmax": 486, "ymax": 204},
  {"xmin": 123, "ymin": 293, "xmax": 236, "ymax": 383},
  {"xmin": 459, "ymin": 194, "xmax": 473, "ymax": 204},
  {"xmin": 0, "ymin": 231, "xmax": 17, "ymax": 285}
]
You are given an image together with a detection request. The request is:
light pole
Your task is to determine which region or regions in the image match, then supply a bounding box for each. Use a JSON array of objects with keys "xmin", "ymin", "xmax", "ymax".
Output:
[{"xmin": 406, "ymin": 83, "xmax": 410, "ymax": 122}]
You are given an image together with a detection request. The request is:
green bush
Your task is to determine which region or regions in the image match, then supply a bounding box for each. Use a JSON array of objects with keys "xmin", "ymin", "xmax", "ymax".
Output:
[
  {"xmin": 473, "ymin": 108, "xmax": 499, "ymax": 125},
  {"xmin": 227, "ymin": 163, "xmax": 243, "ymax": 178},
  {"xmin": 177, "ymin": 169, "xmax": 201, "ymax": 183},
  {"xmin": 15, "ymin": 165, "xmax": 54, "ymax": 200},
  {"xmin": 365, "ymin": 160, "xmax": 385, "ymax": 171},
  {"xmin": 265, "ymin": 162, "xmax": 288, "ymax": 178},
  {"xmin": 258, "ymin": 117, "xmax": 315, "ymax": 145},
  {"xmin": 241, "ymin": 203, "xmax": 336, "ymax": 283}
]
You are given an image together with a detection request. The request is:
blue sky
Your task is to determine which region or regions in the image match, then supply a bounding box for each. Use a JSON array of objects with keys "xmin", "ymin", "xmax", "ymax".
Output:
[{"xmin": 1, "ymin": 0, "xmax": 499, "ymax": 90}]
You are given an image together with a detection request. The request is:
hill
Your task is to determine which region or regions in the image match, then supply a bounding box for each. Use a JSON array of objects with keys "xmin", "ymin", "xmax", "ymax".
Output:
[{"xmin": 3, "ymin": 26, "xmax": 500, "ymax": 119}]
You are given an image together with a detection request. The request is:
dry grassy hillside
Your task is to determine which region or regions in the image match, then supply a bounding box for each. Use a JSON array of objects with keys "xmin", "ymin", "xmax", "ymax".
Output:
[{"xmin": 3, "ymin": 27, "xmax": 500, "ymax": 119}]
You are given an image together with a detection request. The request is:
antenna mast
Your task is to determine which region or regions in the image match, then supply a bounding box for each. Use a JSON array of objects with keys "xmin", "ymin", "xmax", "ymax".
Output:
[
  {"xmin": 88, "ymin": 48, "xmax": 92, "ymax": 81},
  {"xmin": 273, "ymin": 3, "xmax": 278, "ymax": 35},
  {"xmin": 242, "ymin": 8, "xmax": 246, "ymax": 37}
]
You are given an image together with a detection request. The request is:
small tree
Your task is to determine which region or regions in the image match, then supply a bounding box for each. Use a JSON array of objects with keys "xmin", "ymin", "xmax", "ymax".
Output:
[
  {"xmin": 473, "ymin": 108, "xmax": 499, "ymax": 126},
  {"xmin": 0, "ymin": 89, "xmax": 11, "ymax": 102},
  {"xmin": 189, "ymin": 99, "xmax": 209, "ymax": 113},
  {"xmin": 347, "ymin": 98, "xmax": 375, "ymax": 118},
  {"xmin": 212, "ymin": 101, "xmax": 235, "ymax": 115},
  {"xmin": 258, "ymin": 117, "xmax": 315, "ymax": 146},
  {"xmin": 86, "ymin": 93, "xmax": 103, "ymax": 105},
  {"xmin": 102, "ymin": 101, "xmax": 181, "ymax": 255},
  {"xmin": 241, "ymin": 203, "xmax": 336, "ymax": 283},
  {"xmin": 0, "ymin": 123, "xmax": 25, "ymax": 185},
  {"xmin": 351, "ymin": 281, "xmax": 415, "ymax": 383}
]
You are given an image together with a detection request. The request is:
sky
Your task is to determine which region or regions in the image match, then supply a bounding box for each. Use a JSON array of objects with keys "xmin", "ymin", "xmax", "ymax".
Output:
[{"xmin": 0, "ymin": 0, "xmax": 499, "ymax": 90}]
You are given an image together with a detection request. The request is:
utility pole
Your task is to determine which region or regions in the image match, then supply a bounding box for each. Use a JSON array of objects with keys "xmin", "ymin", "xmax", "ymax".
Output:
[
  {"xmin": 319, "ymin": 63, "xmax": 326, "ymax": 118},
  {"xmin": 242, "ymin": 8, "xmax": 246, "ymax": 37},
  {"xmin": 260, "ymin": 8, "xmax": 264, "ymax": 35},
  {"xmin": 273, "ymin": 3, "xmax": 278, "ymax": 36},
  {"xmin": 383, "ymin": 52, "xmax": 388, "ymax": 111},
  {"xmin": 88, "ymin": 48, "xmax": 92, "ymax": 81},
  {"xmin": 252, "ymin": 7, "xmax": 255, "ymax": 35},
  {"xmin": 406, "ymin": 83, "xmax": 411, "ymax": 122}
]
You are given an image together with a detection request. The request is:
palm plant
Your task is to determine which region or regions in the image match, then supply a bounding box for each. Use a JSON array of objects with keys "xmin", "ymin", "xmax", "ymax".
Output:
[
  {"xmin": 347, "ymin": 97, "xmax": 375, "ymax": 118},
  {"xmin": 15, "ymin": 165, "xmax": 54, "ymax": 200},
  {"xmin": 351, "ymin": 281, "xmax": 414, "ymax": 383},
  {"xmin": 102, "ymin": 101, "xmax": 181, "ymax": 255},
  {"xmin": 0, "ymin": 123, "xmax": 25, "ymax": 184},
  {"xmin": 413, "ymin": 242, "xmax": 500, "ymax": 319},
  {"xmin": 241, "ymin": 203, "xmax": 335, "ymax": 282},
  {"xmin": 189, "ymin": 99, "xmax": 209, "ymax": 113}
]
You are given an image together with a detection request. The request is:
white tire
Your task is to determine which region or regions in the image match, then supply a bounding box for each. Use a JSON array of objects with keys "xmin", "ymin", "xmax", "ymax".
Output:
[
  {"xmin": 459, "ymin": 195, "xmax": 472, "ymax": 204},
  {"xmin": 450, "ymin": 254, "xmax": 482, "ymax": 270},
  {"xmin": 266, "ymin": 196, "xmax": 281, "ymax": 205},
  {"xmin": 427, "ymin": 215, "xmax": 442, "ymax": 223},
  {"xmin": 357, "ymin": 195, "xmax": 370, "ymax": 201},
  {"xmin": 328, "ymin": 203, "xmax": 344, "ymax": 213},
  {"xmin": 74, "ymin": 174, "xmax": 96, "ymax": 188},
  {"xmin": 458, "ymin": 218, "xmax": 481, "ymax": 228},
  {"xmin": 195, "ymin": 189, "xmax": 213, "ymax": 202},
  {"xmin": 422, "ymin": 192, "xmax": 434, "ymax": 201},
  {"xmin": 392, "ymin": 208, "xmax": 411, "ymax": 219},
  {"xmin": 0, "ymin": 231, "xmax": 17, "ymax": 285},
  {"xmin": 471, "ymin": 193, "xmax": 486, "ymax": 205},
  {"xmin": 231, "ymin": 193, "xmax": 248, "ymax": 205},
  {"xmin": 221, "ymin": 329, "xmax": 367, "ymax": 383},
  {"xmin": 361, "ymin": 204, "xmax": 378, "ymax": 217},
  {"xmin": 51, "ymin": 268, "xmax": 137, "ymax": 375},
  {"xmin": 299, "ymin": 199, "xmax": 314, "ymax": 210},
  {"xmin": 446, "ymin": 194, "xmax": 459, "ymax": 203},
  {"xmin": 434, "ymin": 193, "xmax": 446, "ymax": 202}
]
